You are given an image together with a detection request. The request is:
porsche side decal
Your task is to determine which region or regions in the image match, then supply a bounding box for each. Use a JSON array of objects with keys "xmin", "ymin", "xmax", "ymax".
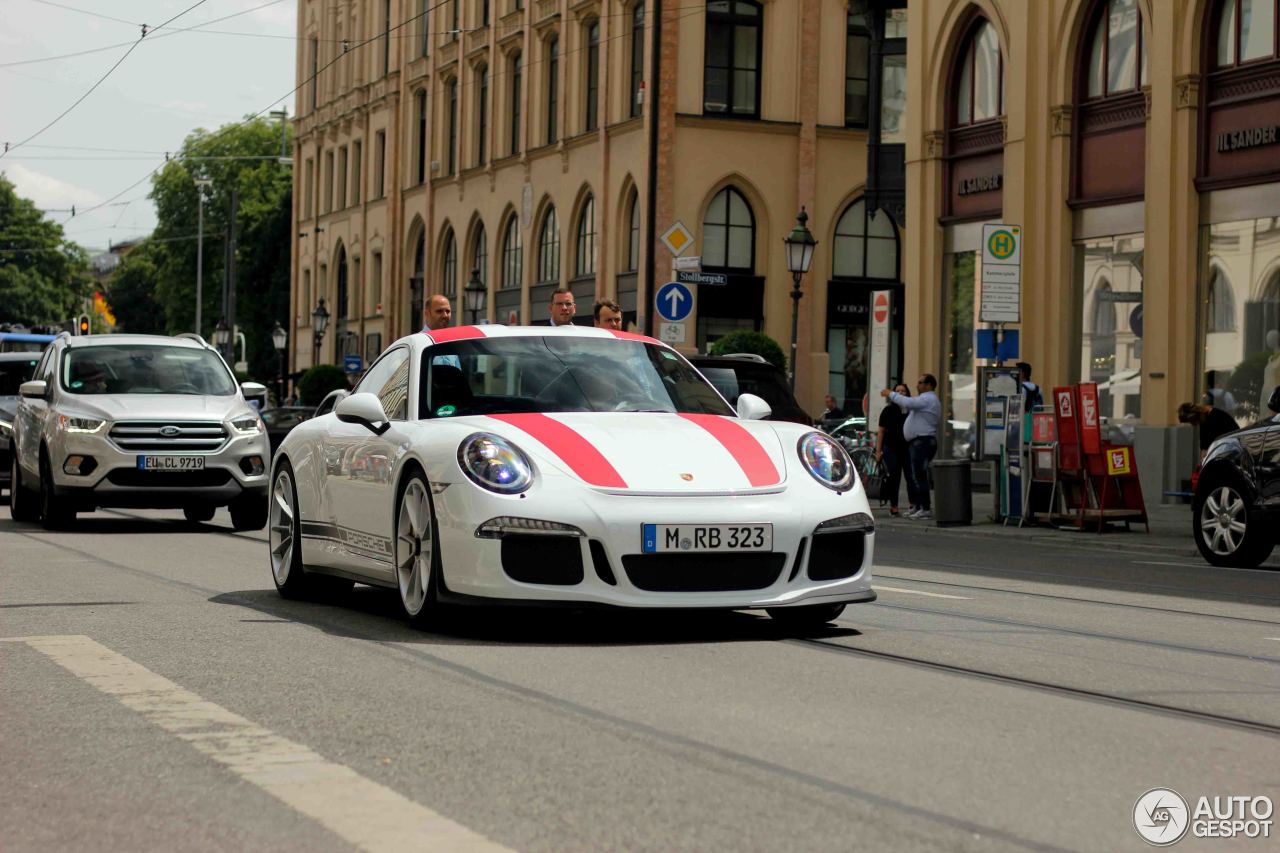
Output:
[
  {"xmin": 677, "ymin": 414, "xmax": 781, "ymax": 487},
  {"xmin": 486, "ymin": 413, "xmax": 629, "ymax": 488},
  {"xmin": 299, "ymin": 520, "xmax": 394, "ymax": 561}
]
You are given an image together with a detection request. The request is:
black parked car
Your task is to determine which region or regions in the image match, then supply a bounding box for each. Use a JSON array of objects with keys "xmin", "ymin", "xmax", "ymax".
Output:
[
  {"xmin": 688, "ymin": 354, "xmax": 811, "ymax": 425},
  {"xmin": 261, "ymin": 407, "xmax": 315, "ymax": 456},
  {"xmin": 0, "ymin": 352, "xmax": 41, "ymax": 494},
  {"xmin": 1193, "ymin": 386, "xmax": 1280, "ymax": 568}
]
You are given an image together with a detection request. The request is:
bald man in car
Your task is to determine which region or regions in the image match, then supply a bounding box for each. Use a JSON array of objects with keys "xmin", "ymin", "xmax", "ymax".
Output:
[{"xmin": 422, "ymin": 294, "xmax": 453, "ymax": 331}]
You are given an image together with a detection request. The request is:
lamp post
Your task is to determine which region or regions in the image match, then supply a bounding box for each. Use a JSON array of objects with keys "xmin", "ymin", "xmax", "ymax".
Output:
[
  {"xmin": 271, "ymin": 321, "xmax": 287, "ymax": 404},
  {"xmin": 464, "ymin": 268, "xmax": 487, "ymax": 326},
  {"xmin": 213, "ymin": 317, "xmax": 232, "ymax": 364},
  {"xmin": 311, "ymin": 299, "xmax": 330, "ymax": 365},
  {"xmin": 194, "ymin": 178, "xmax": 212, "ymax": 335},
  {"xmin": 783, "ymin": 207, "xmax": 817, "ymax": 393}
]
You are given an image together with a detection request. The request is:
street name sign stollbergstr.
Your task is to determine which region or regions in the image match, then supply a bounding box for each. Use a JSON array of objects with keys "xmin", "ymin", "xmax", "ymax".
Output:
[{"xmin": 980, "ymin": 223, "xmax": 1022, "ymax": 324}]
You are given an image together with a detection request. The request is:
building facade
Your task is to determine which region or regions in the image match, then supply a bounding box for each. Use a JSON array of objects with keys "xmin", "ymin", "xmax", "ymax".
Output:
[
  {"xmin": 904, "ymin": 0, "xmax": 1280, "ymax": 497},
  {"xmin": 290, "ymin": 0, "xmax": 910, "ymax": 414}
]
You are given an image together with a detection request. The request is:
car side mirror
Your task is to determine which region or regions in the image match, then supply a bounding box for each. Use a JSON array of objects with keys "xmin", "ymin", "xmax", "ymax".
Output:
[
  {"xmin": 736, "ymin": 393, "xmax": 771, "ymax": 421},
  {"xmin": 19, "ymin": 380, "xmax": 48, "ymax": 400},
  {"xmin": 1268, "ymin": 386, "xmax": 1280, "ymax": 414},
  {"xmin": 335, "ymin": 392, "xmax": 390, "ymax": 435}
]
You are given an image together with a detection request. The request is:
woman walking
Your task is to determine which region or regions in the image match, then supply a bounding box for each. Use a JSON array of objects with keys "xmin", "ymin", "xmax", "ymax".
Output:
[{"xmin": 876, "ymin": 382, "xmax": 911, "ymax": 517}]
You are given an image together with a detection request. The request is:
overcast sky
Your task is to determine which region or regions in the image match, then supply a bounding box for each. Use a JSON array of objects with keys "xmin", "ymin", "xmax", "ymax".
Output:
[{"xmin": 0, "ymin": 0, "xmax": 297, "ymax": 252}]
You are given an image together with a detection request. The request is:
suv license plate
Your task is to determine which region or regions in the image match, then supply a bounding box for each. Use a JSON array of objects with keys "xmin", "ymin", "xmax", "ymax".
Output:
[
  {"xmin": 138, "ymin": 455, "xmax": 205, "ymax": 471},
  {"xmin": 642, "ymin": 524, "xmax": 772, "ymax": 553}
]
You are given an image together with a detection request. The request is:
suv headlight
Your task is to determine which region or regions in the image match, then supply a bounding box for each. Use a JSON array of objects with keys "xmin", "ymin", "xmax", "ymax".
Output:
[
  {"xmin": 458, "ymin": 433, "xmax": 533, "ymax": 494},
  {"xmin": 231, "ymin": 415, "xmax": 263, "ymax": 434},
  {"xmin": 798, "ymin": 432, "xmax": 854, "ymax": 491},
  {"xmin": 57, "ymin": 415, "xmax": 106, "ymax": 434}
]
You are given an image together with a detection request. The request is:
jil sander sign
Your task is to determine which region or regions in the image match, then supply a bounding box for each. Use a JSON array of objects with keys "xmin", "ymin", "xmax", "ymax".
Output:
[
  {"xmin": 958, "ymin": 173, "xmax": 1003, "ymax": 196},
  {"xmin": 1217, "ymin": 125, "xmax": 1280, "ymax": 153}
]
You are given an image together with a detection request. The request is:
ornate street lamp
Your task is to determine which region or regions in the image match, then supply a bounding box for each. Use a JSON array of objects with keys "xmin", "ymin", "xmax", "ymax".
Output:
[
  {"xmin": 464, "ymin": 268, "xmax": 487, "ymax": 326},
  {"xmin": 213, "ymin": 317, "xmax": 232, "ymax": 363},
  {"xmin": 312, "ymin": 299, "xmax": 330, "ymax": 363},
  {"xmin": 271, "ymin": 321, "xmax": 288, "ymax": 404},
  {"xmin": 783, "ymin": 207, "xmax": 817, "ymax": 392}
]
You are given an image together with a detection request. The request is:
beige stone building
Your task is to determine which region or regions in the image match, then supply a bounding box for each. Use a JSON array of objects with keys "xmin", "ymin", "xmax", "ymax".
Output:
[
  {"xmin": 904, "ymin": 0, "xmax": 1280, "ymax": 497},
  {"xmin": 289, "ymin": 0, "xmax": 911, "ymax": 415}
]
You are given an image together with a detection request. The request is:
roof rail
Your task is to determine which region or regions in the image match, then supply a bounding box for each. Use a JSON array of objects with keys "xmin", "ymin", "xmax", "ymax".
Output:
[
  {"xmin": 176, "ymin": 332, "xmax": 209, "ymax": 347},
  {"xmin": 56, "ymin": 331, "xmax": 72, "ymax": 341},
  {"xmin": 721, "ymin": 352, "xmax": 768, "ymax": 363}
]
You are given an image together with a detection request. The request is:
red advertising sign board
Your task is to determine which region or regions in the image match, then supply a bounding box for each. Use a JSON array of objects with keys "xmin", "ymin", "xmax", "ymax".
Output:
[
  {"xmin": 1053, "ymin": 386, "xmax": 1081, "ymax": 471},
  {"xmin": 1031, "ymin": 412, "xmax": 1056, "ymax": 443},
  {"xmin": 1078, "ymin": 382, "xmax": 1101, "ymax": 456}
]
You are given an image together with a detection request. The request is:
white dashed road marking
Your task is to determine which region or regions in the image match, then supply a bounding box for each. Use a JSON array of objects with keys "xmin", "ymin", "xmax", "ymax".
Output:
[
  {"xmin": 2, "ymin": 635, "xmax": 513, "ymax": 853},
  {"xmin": 874, "ymin": 586, "xmax": 972, "ymax": 600}
]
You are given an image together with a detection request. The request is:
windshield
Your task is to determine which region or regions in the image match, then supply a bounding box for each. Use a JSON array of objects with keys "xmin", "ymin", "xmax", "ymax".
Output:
[
  {"xmin": 0, "ymin": 358, "xmax": 39, "ymax": 396},
  {"xmin": 62, "ymin": 345, "xmax": 238, "ymax": 396},
  {"xmin": 419, "ymin": 337, "xmax": 734, "ymax": 418}
]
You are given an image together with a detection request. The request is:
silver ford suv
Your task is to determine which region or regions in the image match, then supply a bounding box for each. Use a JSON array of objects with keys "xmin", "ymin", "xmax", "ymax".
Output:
[{"xmin": 8, "ymin": 332, "xmax": 270, "ymax": 530}]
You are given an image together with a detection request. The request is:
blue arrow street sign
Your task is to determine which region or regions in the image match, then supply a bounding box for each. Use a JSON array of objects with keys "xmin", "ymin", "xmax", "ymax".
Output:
[{"xmin": 655, "ymin": 282, "xmax": 693, "ymax": 322}]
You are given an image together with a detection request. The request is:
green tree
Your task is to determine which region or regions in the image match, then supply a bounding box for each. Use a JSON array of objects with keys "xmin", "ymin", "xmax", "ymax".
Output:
[
  {"xmin": 709, "ymin": 330, "xmax": 787, "ymax": 370},
  {"xmin": 106, "ymin": 242, "xmax": 165, "ymax": 334},
  {"xmin": 0, "ymin": 174, "xmax": 91, "ymax": 324},
  {"xmin": 296, "ymin": 364, "xmax": 349, "ymax": 406},
  {"xmin": 147, "ymin": 117, "xmax": 292, "ymax": 379}
]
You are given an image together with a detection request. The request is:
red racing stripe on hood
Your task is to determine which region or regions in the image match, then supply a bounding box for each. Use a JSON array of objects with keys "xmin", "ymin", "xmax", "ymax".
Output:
[
  {"xmin": 487, "ymin": 413, "xmax": 628, "ymax": 488},
  {"xmin": 426, "ymin": 326, "xmax": 487, "ymax": 343},
  {"xmin": 678, "ymin": 414, "xmax": 780, "ymax": 487}
]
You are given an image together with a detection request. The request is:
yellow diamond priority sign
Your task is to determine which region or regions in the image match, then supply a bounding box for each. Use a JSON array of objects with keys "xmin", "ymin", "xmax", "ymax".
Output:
[{"xmin": 660, "ymin": 221, "xmax": 695, "ymax": 258}]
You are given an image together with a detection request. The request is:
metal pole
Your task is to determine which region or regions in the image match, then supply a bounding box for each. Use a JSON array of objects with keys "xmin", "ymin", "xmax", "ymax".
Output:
[
  {"xmin": 195, "ymin": 191, "xmax": 204, "ymax": 335},
  {"xmin": 642, "ymin": 0, "xmax": 662, "ymax": 337},
  {"xmin": 227, "ymin": 188, "xmax": 239, "ymax": 363},
  {"xmin": 789, "ymin": 272, "xmax": 802, "ymax": 392}
]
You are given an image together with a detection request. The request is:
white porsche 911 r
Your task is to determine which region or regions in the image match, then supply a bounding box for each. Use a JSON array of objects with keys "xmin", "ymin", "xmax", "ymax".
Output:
[{"xmin": 268, "ymin": 325, "xmax": 876, "ymax": 629}]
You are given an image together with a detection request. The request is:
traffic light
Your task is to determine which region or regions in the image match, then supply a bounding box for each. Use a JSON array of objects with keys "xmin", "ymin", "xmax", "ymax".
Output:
[{"xmin": 78, "ymin": 315, "xmax": 90, "ymax": 336}]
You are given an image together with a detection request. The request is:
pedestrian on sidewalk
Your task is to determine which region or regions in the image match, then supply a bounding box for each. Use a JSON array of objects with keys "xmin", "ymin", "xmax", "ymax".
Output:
[
  {"xmin": 876, "ymin": 381, "xmax": 910, "ymax": 517},
  {"xmin": 882, "ymin": 374, "xmax": 941, "ymax": 520},
  {"xmin": 1178, "ymin": 401, "xmax": 1239, "ymax": 462},
  {"xmin": 1017, "ymin": 362, "xmax": 1043, "ymax": 411}
]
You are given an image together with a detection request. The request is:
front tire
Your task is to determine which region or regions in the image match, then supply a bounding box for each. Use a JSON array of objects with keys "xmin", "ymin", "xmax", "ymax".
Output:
[
  {"xmin": 1193, "ymin": 480, "xmax": 1273, "ymax": 568},
  {"xmin": 9, "ymin": 452, "xmax": 39, "ymax": 522},
  {"xmin": 229, "ymin": 492, "xmax": 268, "ymax": 531},
  {"xmin": 39, "ymin": 452, "xmax": 75, "ymax": 530},
  {"xmin": 183, "ymin": 504, "xmax": 216, "ymax": 523},
  {"xmin": 766, "ymin": 603, "xmax": 846, "ymax": 631},
  {"xmin": 394, "ymin": 470, "xmax": 440, "ymax": 629}
]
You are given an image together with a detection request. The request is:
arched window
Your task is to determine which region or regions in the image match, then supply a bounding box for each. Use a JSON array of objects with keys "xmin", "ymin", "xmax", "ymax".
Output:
[
  {"xmin": 510, "ymin": 51, "xmax": 522, "ymax": 156},
  {"xmin": 547, "ymin": 36, "xmax": 559, "ymax": 144},
  {"xmin": 833, "ymin": 199, "xmax": 898, "ymax": 280},
  {"xmin": 625, "ymin": 189, "xmax": 641, "ymax": 272},
  {"xmin": 538, "ymin": 207, "xmax": 560, "ymax": 284},
  {"xmin": 1208, "ymin": 269, "xmax": 1237, "ymax": 332},
  {"xmin": 845, "ymin": 1, "xmax": 872, "ymax": 127},
  {"xmin": 477, "ymin": 64, "xmax": 489, "ymax": 166},
  {"xmin": 410, "ymin": 232, "xmax": 425, "ymax": 334},
  {"xmin": 1092, "ymin": 282, "xmax": 1116, "ymax": 335},
  {"xmin": 585, "ymin": 20, "xmax": 600, "ymax": 131},
  {"xmin": 472, "ymin": 224, "xmax": 488, "ymax": 288},
  {"xmin": 630, "ymin": 3, "xmax": 645, "ymax": 118},
  {"xmin": 953, "ymin": 20, "xmax": 1003, "ymax": 125},
  {"xmin": 702, "ymin": 186, "xmax": 754, "ymax": 272},
  {"xmin": 575, "ymin": 195, "xmax": 596, "ymax": 277},
  {"xmin": 1084, "ymin": 0, "xmax": 1145, "ymax": 98},
  {"xmin": 442, "ymin": 229, "xmax": 458, "ymax": 297},
  {"xmin": 704, "ymin": 0, "xmax": 762, "ymax": 118},
  {"xmin": 502, "ymin": 215, "xmax": 522, "ymax": 290},
  {"xmin": 1215, "ymin": 0, "xmax": 1279, "ymax": 67}
]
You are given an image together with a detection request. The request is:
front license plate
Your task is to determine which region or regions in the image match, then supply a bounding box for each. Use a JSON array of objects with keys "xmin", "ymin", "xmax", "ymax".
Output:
[
  {"xmin": 138, "ymin": 455, "xmax": 205, "ymax": 471},
  {"xmin": 642, "ymin": 524, "xmax": 773, "ymax": 553}
]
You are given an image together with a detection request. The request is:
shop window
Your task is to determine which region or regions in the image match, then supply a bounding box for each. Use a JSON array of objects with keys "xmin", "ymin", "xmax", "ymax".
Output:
[
  {"xmin": 942, "ymin": 252, "xmax": 976, "ymax": 458},
  {"xmin": 1084, "ymin": 0, "xmax": 1145, "ymax": 98},
  {"xmin": 625, "ymin": 190, "xmax": 640, "ymax": 273},
  {"xmin": 576, "ymin": 195, "xmax": 597, "ymax": 277},
  {"xmin": 442, "ymin": 229, "xmax": 458, "ymax": 297},
  {"xmin": 539, "ymin": 207, "xmax": 560, "ymax": 284},
  {"xmin": 502, "ymin": 215, "xmax": 522, "ymax": 290},
  {"xmin": 410, "ymin": 235, "xmax": 424, "ymax": 319},
  {"xmin": 1215, "ymin": 0, "xmax": 1279, "ymax": 67},
  {"xmin": 704, "ymin": 0, "xmax": 762, "ymax": 118},
  {"xmin": 953, "ymin": 20, "xmax": 1002, "ymax": 125},
  {"xmin": 702, "ymin": 187, "xmax": 754, "ymax": 271},
  {"xmin": 1079, "ymin": 236, "xmax": 1144, "ymax": 427},
  {"xmin": 1208, "ymin": 269, "xmax": 1237, "ymax": 332},
  {"xmin": 845, "ymin": 1, "xmax": 871, "ymax": 127},
  {"xmin": 832, "ymin": 199, "xmax": 898, "ymax": 280}
]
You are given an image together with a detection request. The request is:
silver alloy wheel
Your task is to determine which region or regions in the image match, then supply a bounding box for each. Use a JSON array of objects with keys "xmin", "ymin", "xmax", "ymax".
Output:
[
  {"xmin": 396, "ymin": 479, "xmax": 432, "ymax": 617},
  {"xmin": 1200, "ymin": 485, "xmax": 1247, "ymax": 556},
  {"xmin": 269, "ymin": 470, "xmax": 296, "ymax": 584}
]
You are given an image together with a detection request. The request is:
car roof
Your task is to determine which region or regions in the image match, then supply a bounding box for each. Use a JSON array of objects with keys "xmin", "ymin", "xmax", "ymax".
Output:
[
  {"xmin": 64, "ymin": 334, "xmax": 207, "ymax": 349},
  {"xmin": 399, "ymin": 325, "xmax": 666, "ymax": 348}
]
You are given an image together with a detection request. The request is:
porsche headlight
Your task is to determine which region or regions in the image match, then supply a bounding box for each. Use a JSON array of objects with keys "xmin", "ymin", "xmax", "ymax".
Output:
[
  {"xmin": 231, "ymin": 415, "xmax": 263, "ymax": 434},
  {"xmin": 57, "ymin": 414, "xmax": 106, "ymax": 434},
  {"xmin": 458, "ymin": 433, "xmax": 533, "ymax": 494},
  {"xmin": 798, "ymin": 432, "xmax": 854, "ymax": 491}
]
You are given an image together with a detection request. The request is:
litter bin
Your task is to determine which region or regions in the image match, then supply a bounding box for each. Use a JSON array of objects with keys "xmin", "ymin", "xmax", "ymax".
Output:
[{"xmin": 931, "ymin": 459, "xmax": 972, "ymax": 526}]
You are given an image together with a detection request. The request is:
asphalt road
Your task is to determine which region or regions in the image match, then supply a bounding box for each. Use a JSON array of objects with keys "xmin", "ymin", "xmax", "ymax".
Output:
[{"xmin": 2, "ymin": 507, "xmax": 1278, "ymax": 852}]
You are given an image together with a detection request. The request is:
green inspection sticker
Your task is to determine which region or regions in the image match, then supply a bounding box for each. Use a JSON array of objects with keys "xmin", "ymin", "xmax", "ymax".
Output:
[
  {"xmin": 70, "ymin": 380, "xmax": 83, "ymax": 388},
  {"xmin": 435, "ymin": 405, "xmax": 456, "ymax": 417}
]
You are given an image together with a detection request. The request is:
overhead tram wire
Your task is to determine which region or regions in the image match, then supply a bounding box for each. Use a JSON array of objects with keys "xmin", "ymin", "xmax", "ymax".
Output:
[{"xmin": 1, "ymin": 0, "xmax": 214, "ymax": 159}]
